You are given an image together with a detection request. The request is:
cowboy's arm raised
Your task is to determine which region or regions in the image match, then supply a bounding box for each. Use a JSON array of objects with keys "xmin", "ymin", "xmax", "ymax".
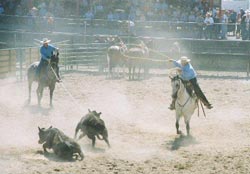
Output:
[{"xmin": 169, "ymin": 59, "xmax": 182, "ymax": 68}]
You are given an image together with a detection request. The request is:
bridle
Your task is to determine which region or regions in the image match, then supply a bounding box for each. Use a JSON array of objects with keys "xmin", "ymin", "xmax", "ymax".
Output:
[{"xmin": 171, "ymin": 76, "xmax": 191, "ymax": 108}]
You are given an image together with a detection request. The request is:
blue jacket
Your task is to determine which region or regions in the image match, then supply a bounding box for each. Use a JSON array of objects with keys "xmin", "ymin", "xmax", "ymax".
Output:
[
  {"xmin": 173, "ymin": 60, "xmax": 197, "ymax": 80},
  {"xmin": 40, "ymin": 44, "xmax": 57, "ymax": 61}
]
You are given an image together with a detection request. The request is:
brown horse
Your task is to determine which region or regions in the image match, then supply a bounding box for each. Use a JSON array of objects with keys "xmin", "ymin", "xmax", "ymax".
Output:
[
  {"xmin": 27, "ymin": 52, "xmax": 59, "ymax": 107},
  {"xmin": 106, "ymin": 37, "xmax": 128, "ymax": 78},
  {"xmin": 127, "ymin": 41, "xmax": 150, "ymax": 80}
]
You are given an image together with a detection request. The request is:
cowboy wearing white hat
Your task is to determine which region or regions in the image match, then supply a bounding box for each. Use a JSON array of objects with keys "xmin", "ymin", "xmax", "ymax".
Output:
[
  {"xmin": 40, "ymin": 38, "xmax": 51, "ymax": 44},
  {"xmin": 36, "ymin": 38, "xmax": 61, "ymax": 82},
  {"xmin": 168, "ymin": 56, "xmax": 213, "ymax": 110}
]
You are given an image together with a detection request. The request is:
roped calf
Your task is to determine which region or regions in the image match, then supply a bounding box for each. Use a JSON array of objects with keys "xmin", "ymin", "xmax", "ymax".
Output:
[{"xmin": 38, "ymin": 126, "xmax": 84, "ymax": 161}]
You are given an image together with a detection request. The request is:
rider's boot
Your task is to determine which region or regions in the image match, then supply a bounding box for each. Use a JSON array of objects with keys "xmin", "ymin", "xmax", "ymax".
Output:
[
  {"xmin": 56, "ymin": 73, "xmax": 62, "ymax": 82},
  {"xmin": 168, "ymin": 98, "xmax": 176, "ymax": 110},
  {"xmin": 56, "ymin": 67, "xmax": 62, "ymax": 82},
  {"xmin": 204, "ymin": 103, "xmax": 213, "ymax": 109}
]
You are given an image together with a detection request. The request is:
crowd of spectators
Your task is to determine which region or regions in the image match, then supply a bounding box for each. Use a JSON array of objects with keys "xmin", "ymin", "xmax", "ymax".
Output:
[
  {"xmin": 0, "ymin": 0, "xmax": 218, "ymax": 20},
  {"xmin": 0, "ymin": 0, "xmax": 249, "ymax": 40}
]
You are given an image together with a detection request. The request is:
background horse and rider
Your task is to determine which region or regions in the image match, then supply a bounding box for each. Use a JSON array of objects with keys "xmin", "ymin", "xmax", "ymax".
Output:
[
  {"xmin": 27, "ymin": 51, "xmax": 60, "ymax": 107},
  {"xmin": 106, "ymin": 36, "xmax": 152, "ymax": 80}
]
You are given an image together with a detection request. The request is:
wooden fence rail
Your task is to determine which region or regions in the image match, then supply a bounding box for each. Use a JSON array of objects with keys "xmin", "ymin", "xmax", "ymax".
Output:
[{"xmin": 0, "ymin": 49, "xmax": 16, "ymax": 78}]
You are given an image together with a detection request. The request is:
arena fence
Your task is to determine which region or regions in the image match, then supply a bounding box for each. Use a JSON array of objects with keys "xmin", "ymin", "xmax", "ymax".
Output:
[
  {"xmin": 0, "ymin": 49, "xmax": 16, "ymax": 78},
  {"xmin": 1, "ymin": 38, "xmax": 250, "ymax": 80},
  {"xmin": 0, "ymin": 42, "xmax": 109, "ymax": 80}
]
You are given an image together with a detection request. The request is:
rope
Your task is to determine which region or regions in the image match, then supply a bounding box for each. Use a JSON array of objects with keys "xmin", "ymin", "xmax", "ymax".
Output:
[
  {"xmin": 119, "ymin": 48, "xmax": 170, "ymax": 63},
  {"xmin": 113, "ymin": 42, "xmax": 173, "ymax": 63},
  {"xmin": 50, "ymin": 65, "xmax": 84, "ymax": 115}
]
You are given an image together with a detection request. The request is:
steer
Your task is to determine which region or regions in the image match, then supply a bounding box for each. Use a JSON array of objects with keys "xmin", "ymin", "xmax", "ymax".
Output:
[
  {"xmin": 75, "ymin": 109, "xmax": 110, "ymax": 148},
  {"xmin": 38, "ymin": 126, "xmax": 84, "ymax": 161}
]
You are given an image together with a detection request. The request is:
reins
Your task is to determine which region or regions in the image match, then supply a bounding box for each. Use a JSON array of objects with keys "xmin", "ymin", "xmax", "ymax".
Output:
[{"xmin": 174, "ymin": 77, "xmax": 206, "ymax": 117}]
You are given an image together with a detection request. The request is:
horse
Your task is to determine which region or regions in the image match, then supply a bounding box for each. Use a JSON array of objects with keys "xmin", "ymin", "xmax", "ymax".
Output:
[
  {"xmin": 127, "ymin": 40, "xmax": 149, "ymax": 80},
  {"xmin": 170, "ymin": 75, "xmax": 198, "ymax": 135},
  {"xmin": 106, "ymin": 36, "xmax": 128, "ymax": 78},
  {"xmin": 27, "ymin": 51, "xmax": 59, "ymax": 107}
]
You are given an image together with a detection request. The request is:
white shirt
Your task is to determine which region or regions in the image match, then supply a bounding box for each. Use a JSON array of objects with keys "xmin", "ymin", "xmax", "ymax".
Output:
[{"xmin": 204, "ymin": 17, "xmax": 214, "ymax": 25}]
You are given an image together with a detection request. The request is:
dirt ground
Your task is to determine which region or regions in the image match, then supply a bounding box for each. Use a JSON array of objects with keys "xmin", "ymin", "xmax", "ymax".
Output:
[{"xmin": 0, "ymin": 70, "xmax": 250, "ymax": 174}]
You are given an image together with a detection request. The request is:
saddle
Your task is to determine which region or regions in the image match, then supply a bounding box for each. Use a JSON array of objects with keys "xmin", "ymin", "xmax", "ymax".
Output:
[{"xmin": 181, "ymin": 80, "xmax": 195, "ymax": 97}]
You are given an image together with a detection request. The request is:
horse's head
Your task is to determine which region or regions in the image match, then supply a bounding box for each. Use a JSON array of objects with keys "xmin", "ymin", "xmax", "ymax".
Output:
[
  {"xmin": 46, "ymin": 51, "xmax": 59, "ymax": 81},
  {"xmin": 50, "ymin": 51, "xmax": 59, "ymax": 67},
  {"xmin": 170, "ymin": 75, "xmax": 182, "ymax": 98}
]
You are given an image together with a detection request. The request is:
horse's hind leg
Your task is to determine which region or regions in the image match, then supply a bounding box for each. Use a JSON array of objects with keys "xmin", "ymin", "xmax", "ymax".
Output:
[
  {"xmin": 184, "ymin": 115, "xmax": 191, "ymax": 136},
  {"xmin": 49, "ymin": 85, "xmax": 55, "ymax": 107},
  {"xmin": 28, "ymin": 81, "xmax": 32, "ymax": 104},
  {"xmin": 186, "ymin": 121, "xmax": 190, "ymax": 136},
  {"xmin": 36, "ymin": 85, "xmax": 43, "ymax": 106}
]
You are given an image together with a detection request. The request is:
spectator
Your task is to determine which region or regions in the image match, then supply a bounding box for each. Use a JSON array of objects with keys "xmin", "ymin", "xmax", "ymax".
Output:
[
  {"xmin": 241, "ymin": 10, "xmax": 250, "ymax": 40},
  {"xmin": 27, "ymin": 6, "xmax": 38, "ymax": 31},
  {"xmin": 221, "ymin": 10, "xmax": 229, "ymax": 40},
  {"xmin": 15, "ymin": 4, "xmax": 23, "ymax": 16},
  {"xmin": 38, "ymin": 2, "xmax": 47, "ymax": 17},
  {"xmin": 195, "ymin": 12, "xmax": 204, "ymax": 39},
  {"xmin": 204, "ymin": 12, "xmax": 214, "ymax": 39},
  {"xmin": 0, "ymin": 3, "xmax": 4, "ymax": 14},
  {"xmin": 240, "ymin": 8, "xmax": 246, "ymax": 40},
  {"xmin": 85, "ymin": 9, "xmax": 94, "ymax": 20}
]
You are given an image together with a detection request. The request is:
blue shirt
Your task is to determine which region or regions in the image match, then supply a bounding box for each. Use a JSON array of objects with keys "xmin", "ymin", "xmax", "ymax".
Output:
[
  {"xmin": 40, "ymin": 44, "xmax": 57, "ymax": 61},
  {"xmin": 173, "ymin": 60, "xmax": 197, "ymax": 80}
]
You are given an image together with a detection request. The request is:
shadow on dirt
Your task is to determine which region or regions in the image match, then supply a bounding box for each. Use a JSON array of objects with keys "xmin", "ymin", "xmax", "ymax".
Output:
[
  {"xmin": 81, "ymin": 144, "xmax": 107, "ymax": 153},
  {"xmin": 36, "ymin": 150, "xmax": 77, "ymax": 162},
  {"xmin": 23, "ymin": 104, "xmax": 52, "ymax": 116},
  {"xmin": 167, "ymin": 134, "xmax": 198, "ymax": 151}
]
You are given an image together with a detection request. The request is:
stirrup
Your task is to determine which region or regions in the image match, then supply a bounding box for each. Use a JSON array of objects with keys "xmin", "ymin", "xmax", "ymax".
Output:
[{"xmin": 168, "ymin": 105, "xmax": 175, "ymax": 110}]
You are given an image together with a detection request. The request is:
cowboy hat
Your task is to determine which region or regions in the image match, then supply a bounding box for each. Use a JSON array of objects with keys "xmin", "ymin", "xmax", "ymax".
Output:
[
  {"xmin": 180, "ymin": 56, "xmax": 191, "ymax": 63},
  {"xmin": 40, "ymin": 38, "xmax": 51, "ymax": 44}
]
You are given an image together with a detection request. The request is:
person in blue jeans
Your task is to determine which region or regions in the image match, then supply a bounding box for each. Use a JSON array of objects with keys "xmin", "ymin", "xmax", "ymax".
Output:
[
  {"xmin": 168, "ymin": 56, "xmax": 213, "ymax": 110},
  {"xmin": 36, "ymin": 38, "xmax": 60, "ymax": 82}
]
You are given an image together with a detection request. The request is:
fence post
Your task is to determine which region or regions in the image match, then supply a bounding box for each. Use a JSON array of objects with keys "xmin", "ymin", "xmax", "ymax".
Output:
[
  {"xmin": 20, "ymin": 49, "xmax": 23, "ymax": 81},
  {"xmin": 247, "ymin": 53, "xmax": 250, "ymax": 78},
  {"xmin": 8, "ymin": 50, "xmax": 11, "ymax": 77}
]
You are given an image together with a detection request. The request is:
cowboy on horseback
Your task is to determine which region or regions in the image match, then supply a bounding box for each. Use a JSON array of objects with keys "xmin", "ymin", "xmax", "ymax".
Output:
[
  {"xmin": 36, "ymin": 38, "xmax": 61, "ymax": 82},
  {"xmin": 168, "ymin": 56, "xmax": 213, "ymax": 110}
]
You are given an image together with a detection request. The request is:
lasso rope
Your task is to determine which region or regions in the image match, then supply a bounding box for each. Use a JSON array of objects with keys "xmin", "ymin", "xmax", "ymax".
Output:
[
  {"xmin": 118, "ymin": 43, "xmax": 171, "ymax": 62},
  {"xmin": 50, "ymin": 65, "xmax": 84, "ymax": 115}
]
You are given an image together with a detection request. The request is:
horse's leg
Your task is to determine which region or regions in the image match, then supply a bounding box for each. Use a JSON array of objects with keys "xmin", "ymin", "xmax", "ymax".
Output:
[
  {"xmin": 186, "ymin": 120, "xmax": 190, "ymax": 136},
  {"xmin": 184, "ymin": 115, "xmax": 191, "ymax": 136},
  {"xmin": 132, "ymin": 66, "xmax": 135, "ymax": 80},
  {"xmin": 128, "ymin": 65, "xmax": 132, "ymax": 80},
  {"xmin": 175, "ymin": 113, "xmax": 181, "ymax": 134},
  {"xmin": 36, "ymin": 85, "xmax": 43, "ymax": 106},
  {"xmin": 138, "ymin": 66, "xmax": 141, "ymax": 80},
  {"xmin": 28, "ymin": 81, "xmax": 32, "ymax": 104},
  {"xmin": 122, "ymin": 64, "xmax": 126, "ymax": 78},
  {"xmin": 49, "ymin": 84, "xmax": 55, "ymax": 107}
]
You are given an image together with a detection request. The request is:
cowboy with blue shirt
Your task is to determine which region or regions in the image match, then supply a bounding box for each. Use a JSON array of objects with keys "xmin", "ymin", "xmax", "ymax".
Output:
[
  {"xmin": 36, "ymin": 38, "xmax": 61, "ymax": 82},
  {"xmin": 168, "ymin": 56, "xmax": 213, "ymax": 110}
]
